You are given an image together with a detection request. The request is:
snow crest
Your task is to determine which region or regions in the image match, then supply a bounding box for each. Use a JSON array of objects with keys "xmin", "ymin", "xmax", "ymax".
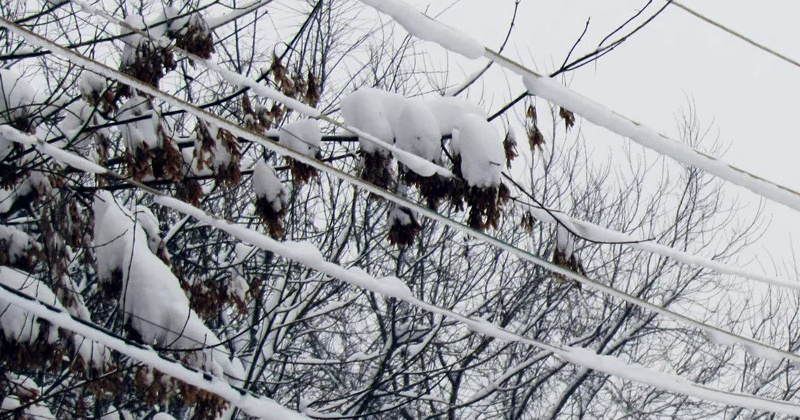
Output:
[
  {"xmin": 341, "ymin": 88, "xmax": 487, "ymax": 176},
  {"xmin": 357, "ymin": 0, "xmax": 484, "ymax": 59},
  {"xmin": 253, "ymin": 161, "xmax": 288, "ymax": 212},
  {"xmin": 279, "ymin": 119, "xmax": 321, "ymax": 157},
  {"xmin": 92, "ymin": 192, "xmax": 244, "ymax": 383},
  {"xmin": 451, "ymin": 114, "xmax": 504, "ymax": 188}
]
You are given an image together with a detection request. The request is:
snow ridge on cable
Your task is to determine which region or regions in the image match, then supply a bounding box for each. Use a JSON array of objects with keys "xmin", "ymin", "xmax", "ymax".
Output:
[
  {"xmin": 2, "ymin": 23, "xmax": 794, "ymax": 375},
  {"xmin": 8, "ymin": 17, "xmax": 800, "ymax": 414},
  {"xmin": 0, "ymin": 280, "xmax": 309, "ymax": 420},
  {"xmin": 7, "ymin": 118, "xmax": 800, "ymax": 416},
  {"xmin": 521, "ymin": 73, "xmax": 800, "ymax": 212},
  {"xmin": 356, "ymin": 0, "xmax": 800, "ymax": 213},
  {"xmin": 356, "ymin": 0, "xmax": 484, "ymax": 59},
  {"xmin": 516, "ymin": 200, "xmax": 800, "ymax": 290}
]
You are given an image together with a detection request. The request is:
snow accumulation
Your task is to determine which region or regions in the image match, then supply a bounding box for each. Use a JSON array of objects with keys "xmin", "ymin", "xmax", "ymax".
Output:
[
  {"xmin": 78, "ymin": 71, "xmax": 107, "ymax": 99},
  {"xmin": 0, "ymin": 168, "xmax": 49, "ymax": 216},
  {"xmin": 388, "ymin": 205, "xmax": 416, "ymax": 227},
  {"xmin": 555, "ymin": 225, "xmax": 574, "ymax": 258},
  {"xmin": 1, "ymin": 124, "xmax": 107, "ymax": 174},
  {"xmin": 0, "ymin": 267, "xmax": 109, "ymax": 369},
  {"xmin": 0, "ymin": 225, "xmax": 36, "ymax": 266},
  {"xmin": 341, "ymin": 87, "xmax": 487, "ymax": 177},
  {"xmin": 395, "ymin": 99, "xmax": 442, "ymax": 163},
  {"xmin": 356, "ymin": 0, "xmax": 484, "ymax": 59},
  {"xmin": 0, "ymin": 69, "xmax": 34, "ymax": 159},
  {"xmin": 118, "ymin": 94, "xmax": 160, "ymax": 151},
  {"xmin": 426, "ymin": 96, "xmax": 487, "ymax": 135},
  {"xmin": 134, "ymin": 205, "xmax": 162, "ymax": 253},
  {"xmin": 0, "ymin": 266, "xmax": 61, "ymax": 345},
  {"xmin": 521, "ymin": 73, "xmax": 800, "ymax": 213},
  {"xmin": 0, "ymin": 69, "xmax": 34, "ymax": 125},
  {"xmin": 0, "ymin": 280, "xmax": 309, "ymax": 420},
  {"xmin": 1, "ymin": 375, "xmax": 55, "ymax": 420},
  {"xmin": 340, "ymin": 88, "xmax": 396, "ymax": 155},
  {"xmin": 58, "ymin": 101, "xmax": 108, "ymax": 150},
  {"xmin": 119, "ymin": 14, "xmax": 171, "ymax": 65},
  {"xmin": 451, "ymin": 113, "xmax": 504, "ymax": 188},
  {"xmin": 279, "ymin": 119, "xmax": 321, "ymax": 157},
  {"xmin": 202, "ymin": 59, "xmax": 320, "ymax": 118},
  {"xmin": 93, "ymin": 192, "xmax": 245, "ymax": 383},
  {"xmin": 253, "ymin": 160, "xmax": 288, "ymax": 211},
  {"xmin": 162, "ymin": 5, "xmax": 189, "ymax": 34},
  {"xmin": 0, "ymin": 130, "xmax": 11, "ymax": 161}
]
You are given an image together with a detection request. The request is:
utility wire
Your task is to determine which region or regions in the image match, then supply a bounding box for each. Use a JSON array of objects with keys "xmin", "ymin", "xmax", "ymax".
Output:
[
  {"xmin": 671, "ymin": 1, "xmax": 800, "ymax": 71},
  {"xmin": 0, "ymin": 279, "xmax": 307, "ymax": 420},
  {"xmin": 356, "ymin": 0, "xmax": 800, "ymax": 215},
  {"xmin": 2, "ymin": 15, "xmax": 798, "ymax": 376},
  {"xmin": 28, "ymin": 0, "xmax": 800, "ymax": 294},
  {"xmin": 6, "ymin": 13, "xmax": 800, "ymax": 414}
]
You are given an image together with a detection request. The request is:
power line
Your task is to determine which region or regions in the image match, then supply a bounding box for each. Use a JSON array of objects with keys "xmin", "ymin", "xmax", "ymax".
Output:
[
  {"xmin": 0, "ymin": 280, "xmax": 308, "ymax": 420},
  {"xmin": 2, "ymin": 14, "xmax": 797, "ymax": 379},
  {"xmin": 356, "ymin": 0, "xmax": 800, "ymax": 215},
  {"xmin": 4, "ymin": 234, "xmax": 800, "ymax": 416},
  {"xmin": 35, "ymin": 0, "xmax": 800, "ymax": 292},
  {"xmin": 671, "ymin": 1, "xmax": 800, "ymax": 71},
  {"xmin": 5, "ymin": 12, "xmax": 800, "ymax": 414}
]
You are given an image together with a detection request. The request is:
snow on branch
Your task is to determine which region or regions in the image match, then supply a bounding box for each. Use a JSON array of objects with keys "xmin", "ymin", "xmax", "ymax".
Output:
[
  {"xmin": 0, "ymin": 267, "xmax": 111, "ymax": 371},
  {"xmin": 8, "ymin": 109, "xmax": 800, "ymax": 415},
  {"xmin": 0, "ymin": 280, "xmax": 309, "ymax": 420},
  {"xmin": 9, "ymin": 19, "xmax": 800, "ymax": 412},
  {"xmin": 93, "ymin": 192, "xmax": 245, "ymax": 382}
]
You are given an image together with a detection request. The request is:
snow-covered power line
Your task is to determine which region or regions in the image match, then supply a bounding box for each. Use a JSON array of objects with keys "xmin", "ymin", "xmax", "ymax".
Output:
[
  {"xmin": 59, "ymin": 0, "xmax": 453, "ymax": 179},
  {"xmin": 4, "ymin": 98, "xmax": 800, "ymax": 417},
  {"xmin": 355, "ymin": 0, "xmax": 800, "ymax": 214},
  {"xmin": 9, "ymin": 14, "xmax": 800, "ymax": 414},
  {"xmin": 0, "ymin": 274, "xmax": 309, "ymax": 420},
  {"xmin": 3, "ymin": 16, "xmax": 799, "ymax": 378},
  {"xmin": 6, "ymin": 128, "xmax": 800, "ymax": 417},
  {"xmin": 671, "ymin": 1, "xmax": 800, "ymax": 71},
  {"xmin": 510, "ymin": 192, "xmax": 800, "ymax": 290},
  {"xmin": 43, "ymin": 0, "xmax": 800, "ymax": 291}
]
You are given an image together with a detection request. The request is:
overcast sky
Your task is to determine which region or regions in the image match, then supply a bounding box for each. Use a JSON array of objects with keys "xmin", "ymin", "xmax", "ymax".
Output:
[{"xmin": 404, "ymin": 0, "xmax": 800, "ymax": 272}]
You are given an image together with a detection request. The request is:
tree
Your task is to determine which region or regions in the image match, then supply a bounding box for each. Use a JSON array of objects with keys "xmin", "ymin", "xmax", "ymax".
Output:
[{"xmin": 0, "ymin": 0, "xmax": 787, "ymax": 419}]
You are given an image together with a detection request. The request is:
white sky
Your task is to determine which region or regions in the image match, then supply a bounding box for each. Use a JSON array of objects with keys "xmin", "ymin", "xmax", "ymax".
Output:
[{"xmin": 409, "ymin": 0, "xmax": 800, "ymax": 272}]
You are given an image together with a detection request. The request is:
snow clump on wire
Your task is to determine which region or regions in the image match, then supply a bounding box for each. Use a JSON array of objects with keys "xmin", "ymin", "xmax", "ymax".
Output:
[
  {"xmin": 279, "ymin": 119, "xmax": 322, "ymax": 157},
  {"xmin": 451, "ymin": 113, "xmax": 504, "ymax": 188}
]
